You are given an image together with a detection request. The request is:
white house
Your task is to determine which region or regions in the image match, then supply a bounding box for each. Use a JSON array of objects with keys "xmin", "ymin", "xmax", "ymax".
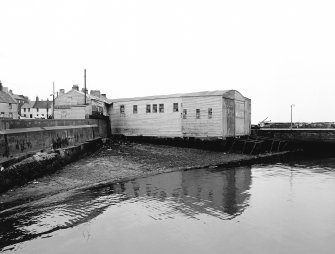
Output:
[{"xmin": 21, "ymin": 97, "xmax": 52, "ymax": 119}]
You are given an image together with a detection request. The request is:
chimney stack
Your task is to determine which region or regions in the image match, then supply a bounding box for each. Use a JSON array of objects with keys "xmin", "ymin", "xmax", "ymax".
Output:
[
  {"xmin": 101, "ymin": 94, "xmax": 107, "ymax": 99},
  {"xmin": 0, "ymin": 81, "xmax": 2, "ymax": 91},
  {"xmin": 90, "ymin": 90, "xmax": 101, "ymax": 98},
  {"xmin": 59, "ymin": 89, "xmax": 65, "ymax": 96},
  {"xmin": 72, "ymin": 84, "xmax": 79, "ymax": 91},
  {"xmin": 9, "ymin": 89, "xmax": 13, "ymax": 94},
  {"xmin": 81, "ymin": 88, "xmax": 88, "ymax": 94},
  {"xmin": 3, "ymin": 87, "xmax": 8, "ymax": 93},
  {"xmin": 36, "ymin": 96, "xmax": 39, "ymax": 101}
]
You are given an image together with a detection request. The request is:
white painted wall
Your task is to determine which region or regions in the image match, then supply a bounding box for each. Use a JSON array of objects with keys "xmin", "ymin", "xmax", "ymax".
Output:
[
  {"xmin": 110, "ymin": 97, "xmax": 182, "ymax": 137},
  {"xmin": 181, "ymin": 96, "xmax": 223, "ymax": 137}
]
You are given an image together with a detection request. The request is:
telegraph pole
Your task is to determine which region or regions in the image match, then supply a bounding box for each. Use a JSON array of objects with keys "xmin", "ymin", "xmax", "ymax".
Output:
[
  {"xmin": 52, "ymin": 82, "xmax": 55, "ymax": 118},
  {"xmin": 84, "ymin": 69, "xmax": 87, "ymax": 105}
]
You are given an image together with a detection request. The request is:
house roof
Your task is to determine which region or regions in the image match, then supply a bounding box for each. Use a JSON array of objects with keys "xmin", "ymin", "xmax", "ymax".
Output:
[
  {"xmin": 0, "ymin": 91, "xmax": 17, "ymax": 104},
  {"xmin": 59, "ymin": 89, "xmax": 112, "ymax": 104},
  {"xmin": 111, "ymin": 90, "xmax": 249, "ymax": 103},
  {"xmin": 33, "ymin": 100, "xmax": 52, "ymax": 109},
  {"xmin": 12, "ymin": 94, "xmax": 25, "ymax": 100},
  {"xmin": 22, "ymin": 101, "xmax": 35, "ymax": 108}
]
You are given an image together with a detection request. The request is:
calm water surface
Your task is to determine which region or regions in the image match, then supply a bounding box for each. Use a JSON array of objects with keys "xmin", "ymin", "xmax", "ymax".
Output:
[{"xmin": 1, "ymin": 158, "xmax": 335, "ymax": 254}]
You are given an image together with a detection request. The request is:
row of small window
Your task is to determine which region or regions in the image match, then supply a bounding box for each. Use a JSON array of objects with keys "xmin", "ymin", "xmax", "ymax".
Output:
[
  {"xmin": 23, "ymin": 114, "xmax": 44, "ymax": 117},
  {"xmin": 120, "ymin": 103, "xmax": 179, "ymax": 115},
  {"xmin": 0, "ymin": 112, "xmax": 13, "ymax": 118},
  {"xmin": 24, "ymin": 108, "xmax": 40, "ymax": 112},
  {"xmin": 182, "ymin": 108, "xmax": 213, "ymax": 119},
  {"xmin": 120, "ymin": 104, "xmax": 212, "ymax": 119}
]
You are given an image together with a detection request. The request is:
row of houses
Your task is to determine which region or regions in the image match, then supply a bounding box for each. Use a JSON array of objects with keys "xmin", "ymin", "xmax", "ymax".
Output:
[{"xmin": 0, "ymin": 81, "xmax": 109, "ymax": 120}]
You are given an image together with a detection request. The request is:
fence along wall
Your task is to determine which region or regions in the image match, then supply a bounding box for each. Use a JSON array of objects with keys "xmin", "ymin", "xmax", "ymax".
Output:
[{"xmin": 0, "ymin": 119, "xmax": 109, "ymax": 162}]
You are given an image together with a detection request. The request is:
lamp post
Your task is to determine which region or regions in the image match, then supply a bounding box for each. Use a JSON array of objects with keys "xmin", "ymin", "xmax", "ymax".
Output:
[{"xmin": 290, "ymin": 104, "xmax": 295, "ymax": 130}]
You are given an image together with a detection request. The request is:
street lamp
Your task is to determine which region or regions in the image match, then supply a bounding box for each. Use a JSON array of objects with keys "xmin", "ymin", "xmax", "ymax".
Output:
[{"xmin": 290, "ymin": 104, "xmax": 295, "ymax": 129}]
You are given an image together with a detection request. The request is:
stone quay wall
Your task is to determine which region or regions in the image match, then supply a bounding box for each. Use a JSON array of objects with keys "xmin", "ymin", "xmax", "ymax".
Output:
[{"xmin": 0, "ymin": 119, "xmax": 110, "ymax": 162}]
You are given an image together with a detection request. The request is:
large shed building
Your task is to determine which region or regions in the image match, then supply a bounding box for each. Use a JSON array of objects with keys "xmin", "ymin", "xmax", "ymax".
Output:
[{"xmin": 109, "ymin": 90, "xmax": 251, "ymax": 139}]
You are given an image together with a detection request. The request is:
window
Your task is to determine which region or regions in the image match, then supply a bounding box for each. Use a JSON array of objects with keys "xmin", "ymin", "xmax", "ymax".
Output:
[
  {"xmin": 30, "ymin": 114, "xmax": 32, "ymax": 118},
  {"xmin": 208, "ymin": 108, "xmax": 213, "ymax": 119},
  {"xmin": 28, "ymin": 108, "xmax": 30, "ymax": 112},
  {"xmin": 24, "ymin": 114, "xmax": 26, "ymax": 117},
  {"xmin": 120, "ymin": 105, "xmax": 125, "ymax": 116},
  {"xmin": 133, "ymin": 105, "xmax": 138, "ymax": 114},
  {"xmin": 24, "ymin": 108, "xmax": 26, "ymax": 112},
  {"xmin": 159, "ymin": 104, "xmax": 164, "ymax": 113},
  {"xmin": 146, "ymin": 104, "xmax": 151, "ymax": 113},
  {"xmin": 9, "ymin": 103, "xmax": 12, "ymax": 109},
  {"xmin": 36, "ymin": 108, "xmax": 39, "ymax": 112},
  {"xmin": 196, "ymin": 109, "xmax": 200, "ymax": 119},
  {"xmin": 173, "ymin": 103, "xmax": 178, "ymax": 112},
  {"xmin": 183, "ymin": 109, "xmax": 187, "ymax": 119},
  {"xmin": 153, "ymin": 104, "xmax": 157, "ymax": 113}
]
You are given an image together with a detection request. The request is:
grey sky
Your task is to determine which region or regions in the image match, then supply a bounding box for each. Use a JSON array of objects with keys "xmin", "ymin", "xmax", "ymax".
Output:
[{"xmin": 1, "ymin": 0, "xmax": 334, "ymax": 123}]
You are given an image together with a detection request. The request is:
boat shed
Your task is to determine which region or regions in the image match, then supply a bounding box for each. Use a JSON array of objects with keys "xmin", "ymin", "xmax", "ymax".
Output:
[{"xmin": 109, "ymin": 90, "xmax": 251, "ymax": 139}]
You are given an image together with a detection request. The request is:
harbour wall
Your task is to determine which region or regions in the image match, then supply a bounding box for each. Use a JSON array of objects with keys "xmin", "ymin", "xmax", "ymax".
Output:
[
  {"xmin": 253, "ymin": 128, "xmax": 335, "ymax": 153},
  {"xmin": 0, "ymin": 119, "xmax": 110, "ymax": 163}
]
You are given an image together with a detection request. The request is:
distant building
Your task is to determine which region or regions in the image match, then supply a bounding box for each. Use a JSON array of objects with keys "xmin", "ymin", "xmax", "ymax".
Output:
[
  {"xmin": 0, "ymin": 82, "xmax": 19, "ymax": 119},
  {"xmin": 20, "ymin": 97, "xmax": 52, "ymax": 119},
  {"xmin": 9, "ymin": 90, "xmax": 29, "ymax": 116},
  {"xmin": 21, "ymin": 101, "xmax": 34, "ymax": 118},
  {"xmin": 54, "ymin": 84, "xmax": 111, "ymax": 119}
]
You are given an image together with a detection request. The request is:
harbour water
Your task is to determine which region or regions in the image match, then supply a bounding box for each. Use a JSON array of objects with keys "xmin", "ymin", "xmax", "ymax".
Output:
[{"xmin": 1, "ymin": 158, "xmax": 335, "ymax": 253}]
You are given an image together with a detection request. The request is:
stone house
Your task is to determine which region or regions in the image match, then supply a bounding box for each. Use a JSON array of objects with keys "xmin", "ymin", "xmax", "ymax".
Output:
[
  {"xmin": 0, "ymin": 84, "xmax": 19, "ymax": 119},
  {"xmin": 9, "ymin": 90, "xmax": 29, "ymax": 116},
  {"xmin": 54, "ymin": 85, "xmax": 111, "ymax": 119}
]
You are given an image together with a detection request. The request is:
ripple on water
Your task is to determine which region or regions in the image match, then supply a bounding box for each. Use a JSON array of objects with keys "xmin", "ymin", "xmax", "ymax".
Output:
[{"xmin": 1, "ymin": 159, "xmax": 335, "ymax": 254}]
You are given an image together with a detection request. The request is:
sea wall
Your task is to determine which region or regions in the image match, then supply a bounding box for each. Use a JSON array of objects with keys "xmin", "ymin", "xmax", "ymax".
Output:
[
  {"xmin": 0, "ymin": 138, "xmax": 103, "ymax": 194},
  {"xmin": 0, "ymin": 119, "xmax": 109, "ymax": 161}
]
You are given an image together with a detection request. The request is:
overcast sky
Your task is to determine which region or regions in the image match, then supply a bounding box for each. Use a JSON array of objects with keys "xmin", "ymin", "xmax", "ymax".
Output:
[{"xmin": 1, "ymin": 0, "xmax": 335, "ymax": 123}]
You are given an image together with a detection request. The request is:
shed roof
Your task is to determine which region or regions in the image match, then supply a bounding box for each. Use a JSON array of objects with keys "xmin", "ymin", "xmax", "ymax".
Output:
[
  {"xmin": 111, "ymin": 90, "xmax": 249, "ymax": 103},
  {"xmin": 0, "ymin": 91, "xmax": 17, "ymax": 104}
]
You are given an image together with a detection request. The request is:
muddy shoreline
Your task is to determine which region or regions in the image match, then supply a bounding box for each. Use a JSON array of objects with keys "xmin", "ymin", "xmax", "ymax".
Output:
[{"xmin": 0, "ymin": 141, "xmax": 298, "ymax": 213}]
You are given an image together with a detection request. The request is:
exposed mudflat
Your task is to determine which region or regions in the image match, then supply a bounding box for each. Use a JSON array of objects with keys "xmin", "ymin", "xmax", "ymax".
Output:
[{"xmin": 0, "ymin": 143, "xmax": 252, "ymax": 210}]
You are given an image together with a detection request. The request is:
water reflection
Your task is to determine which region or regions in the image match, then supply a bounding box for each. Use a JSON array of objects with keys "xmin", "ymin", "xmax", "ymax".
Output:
[{"xmin": 0, "ymin": 166, "xmax": 252, "ymax": 251}]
